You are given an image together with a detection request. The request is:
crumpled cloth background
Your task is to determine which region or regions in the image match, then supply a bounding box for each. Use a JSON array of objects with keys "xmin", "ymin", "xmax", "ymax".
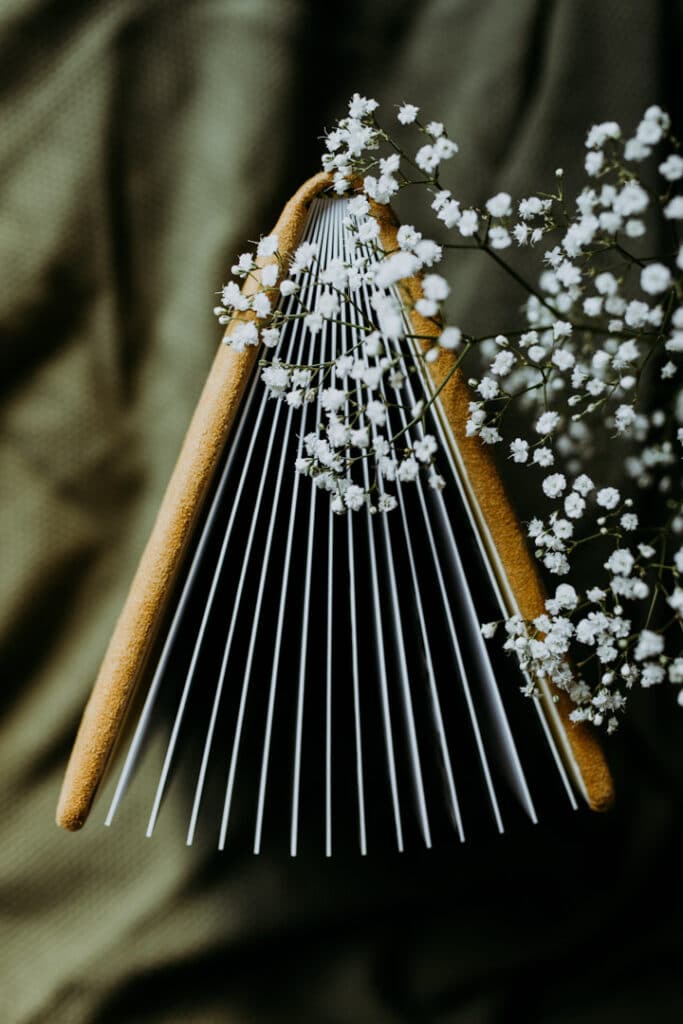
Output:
[{"xmin": 2, "ymin": 2, "xmax": 683, "ymax": 1021}]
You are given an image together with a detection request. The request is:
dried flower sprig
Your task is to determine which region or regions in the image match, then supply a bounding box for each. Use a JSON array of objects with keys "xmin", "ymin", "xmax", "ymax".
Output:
[{"xmin": 214, "ymin": 93, "xmax": 682, "ymax": 729}]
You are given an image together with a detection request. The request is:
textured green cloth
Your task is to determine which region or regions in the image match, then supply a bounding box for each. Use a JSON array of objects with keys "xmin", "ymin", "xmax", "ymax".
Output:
[{"xmin": 2, "ymin": 2, "xmax": 682, "ymax": 1021}]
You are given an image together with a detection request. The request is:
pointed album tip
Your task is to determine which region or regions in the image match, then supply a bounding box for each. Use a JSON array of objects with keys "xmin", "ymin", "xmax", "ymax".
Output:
[
  {"xmin": 587, "ymin": 787, "xmax": 616, "ymax": 813},
  {"xmin": 56, "ymin": 783, "xmax": 92, "ymax": 830},
  {"xmin": 55, "ymin": 808, "xmax": 86, "ymax": 832}
]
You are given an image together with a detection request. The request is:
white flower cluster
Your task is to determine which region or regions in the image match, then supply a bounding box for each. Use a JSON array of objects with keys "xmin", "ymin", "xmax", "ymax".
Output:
[
  {"xmin": 214, "ymin": 93, "xmax": 683, "ymax": 724},
  {"xmin": 493, "ymin": 465, "xmax": 683, "ymax": 723},
  {"xmin": 212, "ymin": 233, "xmax": 283, "ymax": 352},
  {"xmin": 484, "ymin": 529, "xmax": 683, "ymax": 730}
]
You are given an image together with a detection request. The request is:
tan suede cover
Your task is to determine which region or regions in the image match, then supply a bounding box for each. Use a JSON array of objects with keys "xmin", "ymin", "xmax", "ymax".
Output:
[{"xmin": 57, "ymin": 172, "xmax": 612, "ymax": 830}]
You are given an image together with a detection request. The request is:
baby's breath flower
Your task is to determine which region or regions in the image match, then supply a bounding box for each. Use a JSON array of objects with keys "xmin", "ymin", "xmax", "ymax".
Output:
[
  {"xmin": 585, "ymin": 151, "xmax": 604, "ymax": 176},
  {"xmin": 256, "ymin": 234, "xmax": 279, "ymax": 258},
  {"xmin": 659, "ymin": 154, "xmax": 683, "ymax": 181},
  {"xmin": 230, "ymin": 321, "xmax": 259, "ymax": 351},
  {"xmin": 489, "ymin": 226, "xmax": 512, "ymax": 250},
  {"xmin": 486, "ymin": 192, "xmax": 512, "ymax": 218},
  {"xmin": 543, "ymin": 473, "xmax": 567, "ymax": 499},
  {"xmin": 640, "ymin": 263, "xmax": 672, "ymax": 295},
  {"xmin": 564, "ymin": 493, "xmax": 585, "ymax": 519},
  {"xmin": 533, "ymin": 447, "xmax": 555, "ymax": 468},
  {"xmin": 536, "ymin": 410, "xmax": 560, "ymax": 435},
  {"xmin": 510, "ymin": 438, "xmax": 529, "ymax": 463},
  {"xmin": 344, "ymin": 484, "xmax": 366, "ymax": 511},
  {"xmin": 438, "ymin": 326, "xmax": 462, "ymax": 350},
  {"xmin": 397, "ymin": 102, "xmax": 419, "ymax": 125},
  {"xmin": 634, "ymin": 629, "xmax": 665, "ymax": 661},
  {"xmin": 261, "ymin": 327, "xmax": 280, "ymax": 348},
  {"xmin": 458, "ymin": 209, "xmax": 479, "ymax": 237},
  {"xmin": 605, "ymin": 548, "xmax": 634, "ymax": 576},
  {"xmin": 422, "ymin": 274, "xmax": 450, "ymax": 301},
  {"xmin": 597, "ymin": 487, "xmax": 621, "ymax": 510},
  {"xmin": 664, "ymin": 196, "xmax": 683, "ymax": 220}
]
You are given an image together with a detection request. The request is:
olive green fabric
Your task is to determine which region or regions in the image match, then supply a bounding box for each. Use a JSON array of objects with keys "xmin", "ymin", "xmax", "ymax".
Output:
[{"xmin": 2, "ymin": 2, "xmax": 682, "ymax": 1021}]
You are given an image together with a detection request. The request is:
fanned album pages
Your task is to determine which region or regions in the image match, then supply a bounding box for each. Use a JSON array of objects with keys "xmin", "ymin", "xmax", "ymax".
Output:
[{"xmin": 57, "ymin": 174, "xmax": 614, "ymax": 852}]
